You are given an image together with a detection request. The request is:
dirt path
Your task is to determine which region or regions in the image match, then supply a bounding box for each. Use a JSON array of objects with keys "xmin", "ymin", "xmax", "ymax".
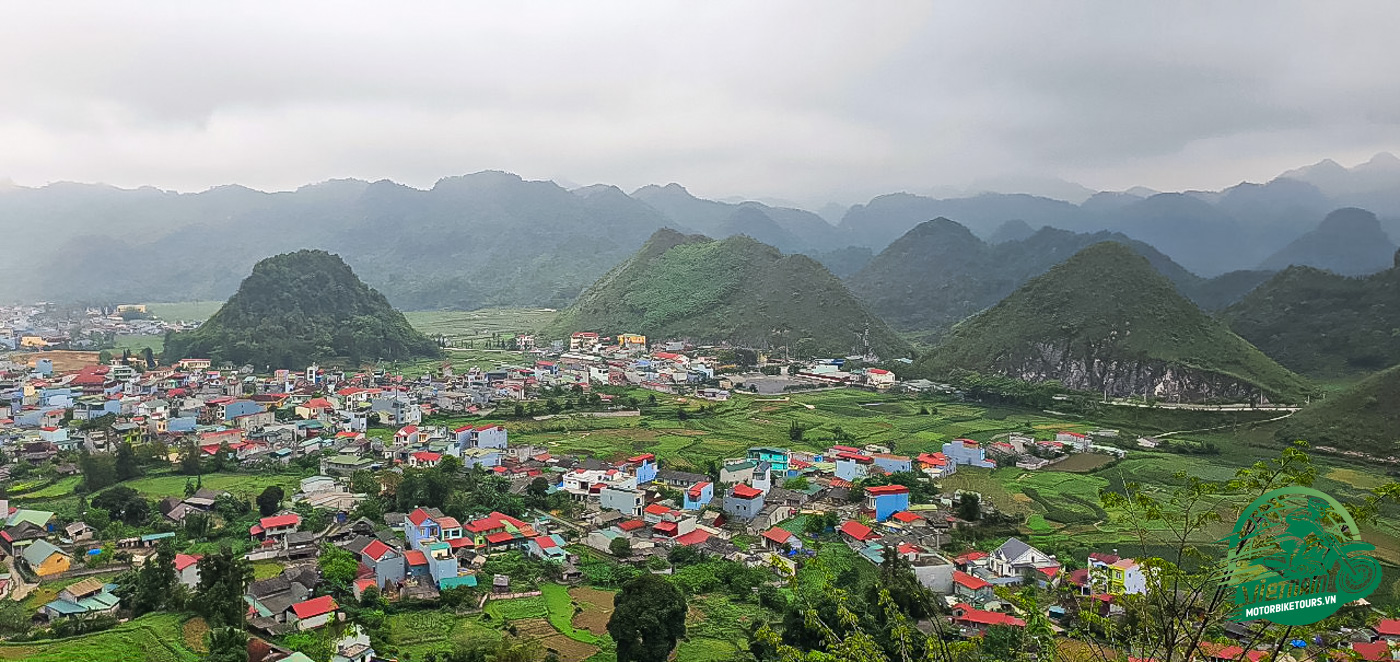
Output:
[
  {"xmin": 3, "ymin": 556, "xmax": 37, "ymax": 601},
  {"xmin": 1156, "ymin": 412, "xmax": 1295, "ymax": 438}
]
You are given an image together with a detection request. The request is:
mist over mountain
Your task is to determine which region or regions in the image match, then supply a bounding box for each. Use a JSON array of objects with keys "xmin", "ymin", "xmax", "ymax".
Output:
[
  {"xmin": 630, "ymin": 183, "xmax": 844, "ymax": 253},
  {"xmin": 846, "ymin": 218, "xmax": 1267, "ymax": 344},
  {"xmin": 3, "ymin": 154, "xmax": 1400, "ymax": 309},
  {"xmin": 1257, "ymin": 207, "xmax": 1398, "ymax": 275}
]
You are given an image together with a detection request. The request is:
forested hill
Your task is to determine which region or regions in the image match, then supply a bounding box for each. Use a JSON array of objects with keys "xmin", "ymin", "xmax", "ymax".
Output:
[
  {"xmin": 1224, "ymin": 254, "xmax": 1400, "ymax": 378},
  {"xmin": 847, "ymin": 218, "xmax": 1268, "ymax": 343},
  {"xmin": 1277, "ymin": 364, "xmax": 1400, "ymax": 455},
  {"xmin": 914, "ymin": 242, "xmax": 1314, "ymax": 403},
  {"xmin": 540, "ymin": 229, "xmax": 911, "ymax": 359},
  {"xmin": 163, "ymin": 250, "xmax": 441, "ymax": 369}
]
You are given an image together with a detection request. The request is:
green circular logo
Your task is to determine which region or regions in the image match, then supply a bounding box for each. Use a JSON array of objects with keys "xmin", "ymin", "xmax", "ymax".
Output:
[{"xmin": 1221, "ymin": 487, "xmax": 1381, "ymax": 625}]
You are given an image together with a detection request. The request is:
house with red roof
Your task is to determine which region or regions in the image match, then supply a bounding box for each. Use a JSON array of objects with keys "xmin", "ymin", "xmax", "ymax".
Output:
[
  {"xmin": 464, "ymin": 511, "xmax": 535, "ymax": 552},
  {"xmin": 249, "ymin": 513, "xmax": 301, "ymax": 542},
  {"xmin": 952, "ymin": 570, "xmax": 995, "ymax": 603},
  {"xmin": 864, "ymin": 368, "xmax": 895, "ymax": 389},
  {"xmin": 837, "ymin": 520, "xmax": 880, "ymax": 543},
  {"xmin": 760, "ymin": 527, "xmax": 801, "ymax": 551},
  {"xmin": 863, "ymin": 484, "xmax": 910, "ymax": 521},
  {"xmin": 915, "ymin": 452, "xmax": 955, "ymax": 478},
  {"xmin": 395, "ymin": 425, "xmax": 421, "ymax": 445},
  {"xmin": 682, "ymin": 481, "xmax": 713, "ymax": 510},
  {"xmin": 286, "ymin": 595, "xmax": 339, "ymax": 630},
  {"xmin": 889, "ymin": 510, "xmax": 924, "ymax": 526},
  {"xmin": 950, "ymin": 603, "xmax": 1025, "ymax": 634},
  {"xmin": 353, "ymin": 538, "xmax": 405, "ymax": 588},
  {"xmin": 527, "ymin": 534, "xmax": 568, "ymax": 562},
  {"xmin": 174, "ymin": 553, "xmax": 202, "ymax": 589},
  {"xmin": 408, "ymin": 451, "xmax": 442, "ymax": 468},
  {"xmin": 723, "ymin": 484, "xmax": 766, "ymax": 521},
  {"xmin": 1378, "ymin": 618, "xmax": 1400, "ymax": 641}
]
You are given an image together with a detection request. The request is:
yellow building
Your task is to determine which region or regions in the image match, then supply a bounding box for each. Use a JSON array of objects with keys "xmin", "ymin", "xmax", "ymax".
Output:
[
  {"xmin": 20, "ymin": 336, "xmax": 47, "ymax": 349},
  {"xmin": 618, "ymin": 334, "xmax": 647, "ymax": 348},
  {"xmin": 115, "ymin": 304, "xmax": 148, "ymax": 314},
  {"xmin": 21, "ymin": 540, "xmax": 71, "ymax": 578}
]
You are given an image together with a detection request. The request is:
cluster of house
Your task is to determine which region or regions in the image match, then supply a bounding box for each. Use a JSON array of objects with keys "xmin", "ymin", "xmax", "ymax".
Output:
[{"xmin": 0, "ymin": 303, "xmax": 196, "ymax": 352}]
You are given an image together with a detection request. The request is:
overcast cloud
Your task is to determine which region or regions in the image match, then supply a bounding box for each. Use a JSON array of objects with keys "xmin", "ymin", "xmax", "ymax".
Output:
[{"xmin": 2, "ymin": 1, "xmax": 1399, "ymax": 206}]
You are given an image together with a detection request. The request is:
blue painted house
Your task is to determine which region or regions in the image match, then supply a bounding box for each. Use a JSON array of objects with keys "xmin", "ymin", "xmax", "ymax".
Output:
[
  {"xmin": 865, "ymin": 485, "xmax": 910, "ymax": 522},
  {"xmin": 683, "ymin": 481, "xmax": 713, "ymax": 510}
]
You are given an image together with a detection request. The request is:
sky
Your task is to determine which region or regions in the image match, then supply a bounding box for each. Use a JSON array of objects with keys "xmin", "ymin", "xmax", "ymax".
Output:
[{"xmin": 2, "ymin": 1, "xmax": 1399, "ymax": 207}]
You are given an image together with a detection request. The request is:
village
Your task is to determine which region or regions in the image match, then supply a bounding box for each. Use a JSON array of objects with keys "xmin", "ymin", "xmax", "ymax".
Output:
[{"xmin": 0, "ymin": 329, "xmax": 1393, "ymax": 662}]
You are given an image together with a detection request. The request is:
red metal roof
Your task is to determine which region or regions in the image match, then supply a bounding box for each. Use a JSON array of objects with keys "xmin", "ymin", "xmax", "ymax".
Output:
[
  {"xmin": 258, "ymin": 513, "xmax": 300, "ymax": 529},
  {"xmin": 731, "ymin": 484, "xmax": 763, "ymax": 499},
  {"xmin": 953, "ymin": 570, "xmax": 990, "ymax": 591},
  {"xmin": 408, "ymin": 508, "xmax": 432, "ymax": 526},
  {"xmin": 290, "ymin": 595, "xmax": 338, "ymax": 619},
  {"xmin": 174, "ymin": 554, "xmax": 202, "ymax": 571},
  {"xmin": 485, "ymin": 531, "xmax": 515, "ymax": 544},
  {"xmin": 361, "ymin": 539, "xmax": 395, "ymax": 562},
  {"xmin": 532, "ymin": 535, "xmax": 557, "ymax": 549},
  {"xmin": 405, "ymin": 550, "xmax": 428, "ymax": 566},
  {"xmin": 673, "ymin": 529, "xmax": 710, "ymax": 546},
  {"xmin": 837, "ymin": 520, "xmax": 876, "ymax": 541},
  {"xmin": 890, "ymin": 511, "xmax": 922, "ymax": 523},
  {"xmin": 864, "ymin": 485, "xmax": 909, "ymax": 496},
  {"xmin": 760, "ymin": 527, "xmax": 792, "ymax": 545},
  {"xmin": 617, "ymin": 519, "xmax": 645, "ymax": 532}
]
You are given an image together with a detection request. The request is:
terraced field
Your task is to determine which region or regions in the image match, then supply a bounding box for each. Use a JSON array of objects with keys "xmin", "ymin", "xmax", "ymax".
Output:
[{"xmin": 0, "ymin": 613, "xmax": 200, "ymax": 662}]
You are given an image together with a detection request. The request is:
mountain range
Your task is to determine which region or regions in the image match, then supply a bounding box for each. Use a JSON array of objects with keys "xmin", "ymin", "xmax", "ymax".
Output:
[
  {"xmin": 540, "ymin": 229, "xmax": 909, "ymax": 359},
  {"xmin": 4, "ymin": 154, "xmax": 1400, "ymax": 309},
  {"xmin": 845, "ymin": 218, "xmax": 1269, "ymax": 343},
  {"xmin": 914, "ymin": 242, "xmax": 1314, "ymax": 403}
]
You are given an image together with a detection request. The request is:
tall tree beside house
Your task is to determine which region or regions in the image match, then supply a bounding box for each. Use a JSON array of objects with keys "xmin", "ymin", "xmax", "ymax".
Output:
[
  {"xmin": 608, "ymin": 573, "xmax": 687, "ymax": 662},
  {"xmin": 162, "ymin": 249, "xmax": 440, "ymax": 369},
  {"xmin": 114, "ymin": 442, "xmax": 141, "ymax": 481},
  {"xmin": 195, "ymin": 546, "xmax": 254, "ymax": 628},
  {"xmin": 256, "ymin": 485, "xmax": 284, "ymax": 517},
  {"xmin": 117, "ymin": 539, "xmax": 179, "ymax": 615}
]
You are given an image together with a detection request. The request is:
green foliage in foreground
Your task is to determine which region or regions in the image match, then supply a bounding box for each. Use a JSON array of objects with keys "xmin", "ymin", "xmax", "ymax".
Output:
[
  {"xmin": 917, "ymin": 242, "xmax": 1315, "ymax": 402},
  {"xmin": 164, "ymin": 249, "xmax": 441, "ymax": 369}
]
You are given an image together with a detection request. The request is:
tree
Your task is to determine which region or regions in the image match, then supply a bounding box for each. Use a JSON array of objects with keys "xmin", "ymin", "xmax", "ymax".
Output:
[
  {"xmin": 114, "ymin": 442, "xmax": 141, "ymax": 481},
  {"xmin": 205, "ymin": 626, "xmax": 248, "ymax": 662},
  {"xmin": 318, "ymin": 543, "xmax": 360, "ymax": 590},
  {"xmin": 98, "ymin": 349, "xmax": 113, "ymax": 364},
  {"xmin": 178, "ymin": 443, "xmax": 203, "ymax": 476},
  {"xmin": 957, "ymin": 492, "xmax": 981, "ymax": 522},
  {"xmin": 195, "ymin": 546, "xmax": 254, "ymax": 628},
  {"xmin": 784, "ymin": 476, "xmax": 809, "ymax": 491},
  {"xmin": 609, "ymin": 536, "xmax": 633, "ymax": 558},
  {"xmin": 608, "ymin": 574, "xmax": 687, "ymax": 662},
  {"xmin": 788, "ymin": 421, "xmax": 805, "ymax": 442},
  {"xmin": 256, "ymin": 485, "xmax": 285, "ymax": 517},
  {"xmin": 142, "ymin": 347, "xmax": 156, "ymax": 370},
  {"xmin": 0, "ymin": 599, "xmax": 30, "ymax": 636},
  {"xmin": 120, "ymin": 539, "xmax": 178, "ymax": 615},
  {"xmin": 349, "ymin": 469, "xmax": 378, "ymax": 495},
  {"xmin": 92, "ymin": 486, "xmax": 150, "ymax": 525},
  {"xmin": 79, "ymin": 452, "xmax": 118, "ymax": 491}
]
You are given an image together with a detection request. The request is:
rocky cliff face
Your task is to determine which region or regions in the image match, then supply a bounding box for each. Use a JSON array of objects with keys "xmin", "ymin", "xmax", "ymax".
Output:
[{"xmin": 993, "ymin": 341, "xmax": 1261, "ymax": 401}]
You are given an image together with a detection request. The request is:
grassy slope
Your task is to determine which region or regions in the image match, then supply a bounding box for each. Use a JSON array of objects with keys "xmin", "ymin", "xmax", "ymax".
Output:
[
  {"xmin": 543, "ymin": 230, "xmax": 911, "ymax": 358},
  {"xmin": 918, "ymin": 242, "xmax": 1314, "ymax": 401},
  {"xmin": 0, "ymin": 614, "xmax": 199, "ymax": 662},
  {"xmin": 1277, "ymin": 364, "xmax": 1400, "ymax": 455},
  {"xmin": 1223, "ymin": 265, "xmax": 1400, "ymax": 378}
]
